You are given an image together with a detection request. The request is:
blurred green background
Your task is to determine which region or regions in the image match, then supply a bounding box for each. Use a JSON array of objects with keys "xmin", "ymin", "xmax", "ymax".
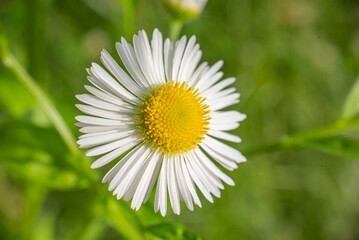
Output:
[{"xmin": 1, "ymin": 0, "xmax": 359, "ymax": 239}]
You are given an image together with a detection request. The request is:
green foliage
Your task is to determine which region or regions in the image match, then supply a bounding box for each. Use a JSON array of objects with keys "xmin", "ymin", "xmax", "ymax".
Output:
[
  {"xmin": 146, "ymin": 222, "xmax": 201, "ymax": 240},
  {"xmin": 0, "ymin": 21, "xmax": 8, "ymax": 59},
  {"xmin": 100, "ymin": 193, "xmax": 145, "ymax": 240},
  {"xmin": 286, "ymin": 135, "xmax": 359, "ymax": 160},
  {"xmin": 0, "ymin": 121, "xmax": 88, "ymax": 189},
  {"xmin": 342, "ymin": 77, "xmax": 359, "ymax": 119},
  {"xmin": 1, "ymin": 0, "xmax": 359, "ymax": 239}
]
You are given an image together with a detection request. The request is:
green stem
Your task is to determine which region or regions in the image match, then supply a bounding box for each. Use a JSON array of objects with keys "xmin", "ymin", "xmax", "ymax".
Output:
[
  {"xmin": 26, "ymin": 0, "xmax": 48, "ymax": 83},
  {"xmin": 21, "ymin": 185, "xmax": 45, "ymax": 239},
  {"xmin": 242, "ymin": 119, "xmax": 359, "ymax": 157},
  {"xmin": 169, "ymin": 19, "xmax": 183, "ymax": 41},
  {"xmin": 99, "ymin": 191, "xmax": 145, "ymax": 240},
  {"xmin": 118, "ymin": 0, "xmax": 135, "ymax": 39},
  {"xmin": 284, "ymin": 119, "xmax": 359, "ymax": 141},
  {"xmin": 0, "ymin": 21, "xmax": 8, "ymax": 59},
  {"xmin": 1, "ymin": 22, "xmax": 95, "ymax": 181},
  {"xmin": 242, "ymin": 142, "xmax": 288, "ymax": 157},
  {"xmin": 1, "ymin": 52, "xmax": 80, "ymax": 157},
  {"xmin": 0, "ymin": 22, "xmax": 78, "ymax": 156}
]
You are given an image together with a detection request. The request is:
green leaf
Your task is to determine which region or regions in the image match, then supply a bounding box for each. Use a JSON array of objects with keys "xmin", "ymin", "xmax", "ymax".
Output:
[
  {"xmin": 0, "ymin": 120, "xmax": 68, "ymax": 158},
  {"xmin": 32, "ymin": 213, "xmax": 56, "ymax": 240},
  {"xmin": 342, "ymin": 77, "xmax": 359, "ymax": 119},
  {"xmin": 0, "ymin": 151, "xmax": 90, "ymax": 190},
  {"xmin": 79, "ymin": 217, "xmax": 108, "ymax": 240},
  {"xmin": 286, "ymin": 135, "xmax": 359, "ymax": 160},
  {"xmin": 95, "ymin": 185, "xmax": 202, "ymax": 240},
  {"xmin": 0, "ymin": 120, "xmax": 90, "ymax": 189},
  {"xmin": 146, "ymin": 222, "xmax": 202, "ymax": 240},
  {"xmin": 52, "ymin": 190, "xmax": 100, "ymax": 240},
  {"xmin": 0, "ymin": 71, "xmax": 48, "ymax": 125},
  {"xmin": 2, "ymin": 51, "xmax": 79, "ymax": 156},
  {"xmin": 0, "ymin": 20, "xmax": 9, "ymax": 60},
  {"xmin": 97, "ymin": 191, "xmax": 145, "ymax": 240}
]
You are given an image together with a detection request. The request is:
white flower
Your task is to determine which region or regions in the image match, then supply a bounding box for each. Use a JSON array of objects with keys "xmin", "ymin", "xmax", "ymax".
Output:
[
  {"xmin": 75, "ymin": 29, "xmax": 246, "ymax": 216},
  {"xmin": 164, "ymin": 0, "xmax": 207, "ymax": 18}
]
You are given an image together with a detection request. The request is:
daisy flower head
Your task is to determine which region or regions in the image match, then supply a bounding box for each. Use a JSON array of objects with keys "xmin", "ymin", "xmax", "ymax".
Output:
[{"xmin": 75, "ymin": 29, "xmax": 246, "ymax": 216}]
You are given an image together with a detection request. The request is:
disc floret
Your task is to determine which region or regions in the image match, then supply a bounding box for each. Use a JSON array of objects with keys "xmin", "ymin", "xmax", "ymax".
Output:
[{"xmin": 140, "ymin": 81, "xmax": 210, "ymax": 154}]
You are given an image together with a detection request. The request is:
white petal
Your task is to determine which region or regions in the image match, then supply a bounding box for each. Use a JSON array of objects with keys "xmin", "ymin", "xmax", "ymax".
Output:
[
  {"xmin": 131, "ymin": 151, "xmax": 161, "ymax": 210},
  {"xmin": 91, "ymin": 63, "xmax": 137, "ymax": 103},
  {"xmin": 79, "ymin": 126, "xmax": 130, "ymax": 134},
  {"xmin": 79, "ymin": 129, "xmax": 118, "ymax": 139},
  {"xmin": 180, "ymin": 155, "xmax": 202, "ymax": 207},
  {"xmin": 206, "ymin": 87, "xmax": 236, "ymax": 102},
  {"xmin": 194, "ymin": 148, "xmax": 235, "ymax": 186},
  {"xmin": 167, "ymin": 155, "xmax": 181, "ymax": 215},
  {"xmin": 100, "ymin": 49, "xmax": 144, "ymax": 96},
  {"xmin": 108, "ymin": 144, "xmax": 148, "ymax": 190},
  {"xmin": 85, "ymin": 135, "xmax": 139, "ymax": 157},
  {"xmin": 190, "ymin": 150, "xmax": 224, "ymax": 190},
  {"xmin": 133, "ymin": 30, "xmax": 158, "ymax": 85},
  {"xmin": 194, "ymin": 60, "xmax": 223, "ymax": 89},
  {"xmin": 154, "ymin": 156, "xmax": 168, "ymax": 216},
  {"xmin": 151, "ymin": 29, "xmax": 166, "ymax": 84},
  {"xmin": 209, "ymin": 93, "xmax": 240, "ymax": 111},
  {"xmin": 200, "ymin": 143, "xmax": 238, "ymax": 170},
  {"xmin": 86, "ymin": 72, "xmax": 112, "ymax": 93},
  {"xmin": 143, "ymin": 155, "xmax": 162, "ymax": 203},
  {"xmin": 188, "ymin": 62, "xmax": 208, "ymax": 86},
  {"xmin": 210, "ymin": 122, "xmax": 240, "ymax": 131},
  {"xmin": 181, "ymin": 48, "xmax": 202, "ymax": 83},
  {"xmin": 114, "ymin": 147, "xmax": 152, "ymax": 200},
  {"xmin": 211, "ymin": 111, "xmax": 247, "ymax": 123},
  {"xmin": 172, "ymin": 36, "xmax": 187, "ymax": 82},
  {"xmin": 75, "ymin": 122, "xmax": 88, "ymax": 127},
  {"xmin": 76, "ymin": 104, "xmax": 132, "ymax": 121},
  {"xmin": 187, "ymin": 151, "xmax": 222, "ymax": 197},
  {"xmin": 177, "ymin": 36, "xmax": 200, "ymax": 83},
  {"xmin": 198, "ymin": 71, "xmax": 223, "ymax": 93},
  {"xmin": 77, "ymin": 130, "xmax": 136, "ymax": 148},
  {"xmin": 164, "ymin": 38, "xmax": 174, "ymax": 82},
  {"xmin": 75, "ymin": 115, "xmax": 126, "ymax": 126},
  {"xmin": 204, "ymin": 136, "xmax": 246, "ymax": 163},
  {"xmin": 76, "ymin": 94, "xmax": 121, "ymax": 111},
  {"xmin": 91, "ymin": 140, "xmax": 138, "ymax": 168},
  {"xmin": 208, "ymin": 130, "xmax": 242, "ymax": 143},
  {"xmin": 124, "ymin": 161, "xmax": 148, "ymax": 202},
  {"xmin": 84, "ymin": 85, "xmax": 126, "ymax": 106},
  {"xmin": 116, "ymin": 39, "xmax": 150, "ymax": 88},
  {"xmin": 201, "ymin": 77, "xmax": 236, "ymax": 97},
  {"xmin": 102, "ymin": 144, "xmax": 143, "ymax": 183},
  {"xmin": 184, "ymin": 154, "xmax": 214, "ymax": 203},
  {"xmin": 174, "ymin": 156, "xmax": 194, "ymax": 210}
]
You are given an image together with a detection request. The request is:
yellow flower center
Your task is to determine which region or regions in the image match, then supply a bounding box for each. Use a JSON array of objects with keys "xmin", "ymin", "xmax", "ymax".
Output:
[{"xmin": 140, "ymin": 81, "xmax": 211, "ymax": 154}]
